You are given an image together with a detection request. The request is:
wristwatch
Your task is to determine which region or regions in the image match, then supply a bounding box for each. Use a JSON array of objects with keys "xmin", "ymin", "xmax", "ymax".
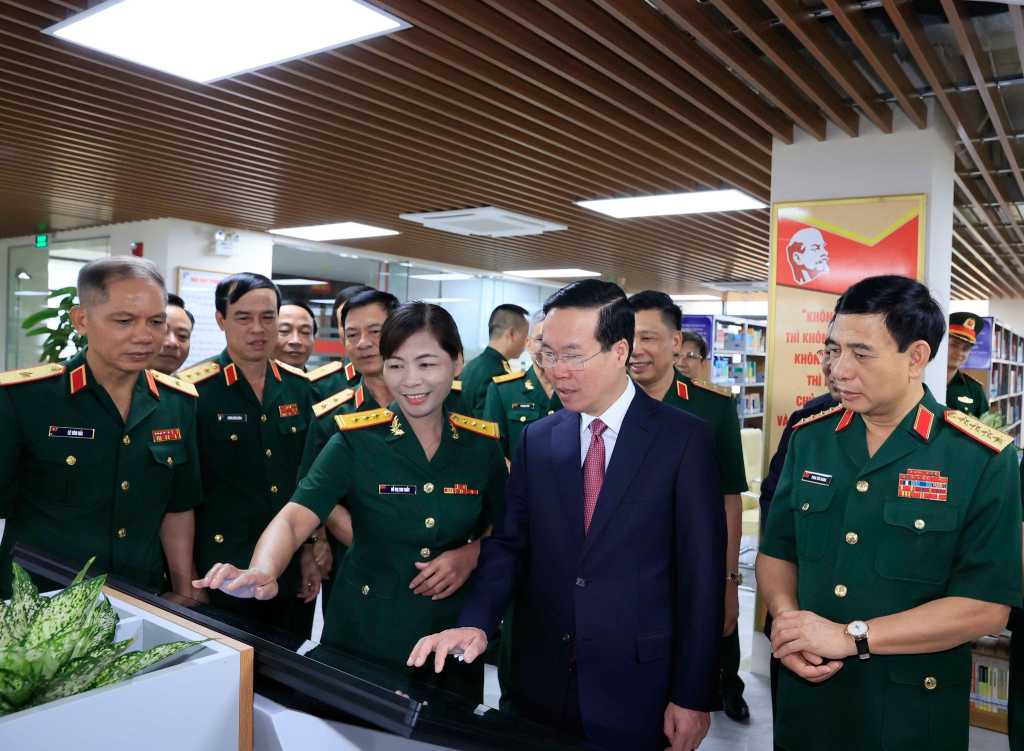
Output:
[
  {"xmin": 846, "ymin": 620, "xmax": 870, "ymax": 660},
  {"xmin": 727, "ymin": 571, "xmax": 743, "ymax": 586}
]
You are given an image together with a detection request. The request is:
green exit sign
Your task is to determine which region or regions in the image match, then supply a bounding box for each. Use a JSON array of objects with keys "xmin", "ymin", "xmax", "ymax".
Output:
[{"xmin": 34, "ymin": 234, "xmax": 48, "ymax": 249}]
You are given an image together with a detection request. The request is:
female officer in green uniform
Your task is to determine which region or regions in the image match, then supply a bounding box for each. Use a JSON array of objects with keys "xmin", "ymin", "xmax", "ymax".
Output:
[{"xmin": 195, "ymin": 302, "xmax": 507, "ymax": 700}]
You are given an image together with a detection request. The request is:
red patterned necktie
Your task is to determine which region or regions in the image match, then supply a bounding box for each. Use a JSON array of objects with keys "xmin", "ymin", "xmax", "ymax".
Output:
[{"xmin": 582, "ymin": 418, "xmax": 608, "ymax": 534}]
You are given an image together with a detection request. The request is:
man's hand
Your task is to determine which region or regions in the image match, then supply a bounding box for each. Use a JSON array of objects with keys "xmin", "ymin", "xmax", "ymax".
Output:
[
  {"xmin": 722, "ymin": 580, "xmax": 739, "ymax": 637},
  {"xmin": 779, "ymin": 651, "xmax": 844, "ymax": 684},
  {"xmin": 407, "ymin": 627, "xmax": 489, "ymax": 673},
  {"xmin": 312, "ymin": 535, "xmax": 333, "ymax": 579},
  {"xmin": 409, "ymin": 541, "xmax": 480, "ymax": 600},
  {"xmin": 297, "ymin": 544, "xmax": 322, "ymax": 603},
  {"xmin": 772, "ymin": 610, "xmax": 855, "ymax": 661},
  {"xmin": 193, "ymin": 563, "xmax": 279, "ymax": 600},
  {"xmin": 663, "ymin": 703, "xmax": 709, "ymax": 750}
]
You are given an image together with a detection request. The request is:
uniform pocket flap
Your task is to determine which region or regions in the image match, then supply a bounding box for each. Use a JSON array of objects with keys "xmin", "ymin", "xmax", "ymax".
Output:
[
  {"xmin": 278, "ymin": 415, "xmax": 308, "ymax": 435},
  {"xmin": 796, "ymin": 486, "xmax": 835, "ymax": 514},
  {"xmin": 887, "ymin": 655, "xmax": 970, "ymax": 688},
  {"xmin": 148, "ymin": 442, "xmax": 189, "ymax": 469},
  {"xmin": 636, "ymin": 633, "xmax": 672, "ymax": 663},
  {"xmin": 883, "ymin": 503, "xmax": 957, "ymax": 533},
  {"xmin": 341, "ymin": 558, "xmax": 399, "ymax": 600}
]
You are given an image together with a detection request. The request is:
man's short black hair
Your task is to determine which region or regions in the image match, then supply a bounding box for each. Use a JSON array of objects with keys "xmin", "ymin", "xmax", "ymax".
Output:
[
  {"xmin": 488, "ymin": 304, "xmax": 530, "ymax": 339},
  {"xmin": 341, "ymin": 289, "xmax": 399, "ymax": 331},
  {"xmin": 627, "ymin": 290, "xmax": 682, "ymax": 331},
  {"xmin": 215, "ymin": 273, "xmax": 280, "ymax": 316},
  {"xmin": 280, "ymin": 299, "xmax": 318, "ymax": 336},
  {"xmin": 543, "ymin": 279, "xmax": 634, "ymax": 359},
  {"xmin": 681, "ymin": 330, "xmax": 708, "ymax": 360},
  {"xmin": 834, "ymin": 275, "xmax": 945, "ymax": 361},
  {"xmin": 333, "ymin": 284, "xmax": 374, "ymax": 320},
  {"xmin": 167, "ymin": 292, "xmax": 195, "ymax": 327}
]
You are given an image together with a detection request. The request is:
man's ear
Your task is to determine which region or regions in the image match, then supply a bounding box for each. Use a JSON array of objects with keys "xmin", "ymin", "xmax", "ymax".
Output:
[
  {"xmin": 70, "ymin": 305, "xmax": 87, "ymax": 336},
  {"xmin": 907, "ymin": 340, "xmax": 932, "ymax": 378},
  {"xmin": 215, "ymin": 310, "xmax": 226, "ymax": 332}
]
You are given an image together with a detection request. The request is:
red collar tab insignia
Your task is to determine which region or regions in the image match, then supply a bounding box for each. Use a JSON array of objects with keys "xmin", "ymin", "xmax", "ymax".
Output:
[
  {"xmin": 676, "ymin": 381, "xmax": 689, "ymax": 400},
  {"xmin": 444, "ymin": 483, "xmax": 480, "ymax": 496},
  {"xmin": 835, "ymin": 409, "xmax": 855, "ymax": 432},
  {"xmin": 345, "ymin": 361, "xmax": 357, "ymax": 381},
  {"xmin": 912, "ymin": 405, "xmax": 934, "ymax": 441},
  {"xmin": 145, "ymin": 370, "xmax": 160, "ymax": 399},
  {"xmin": 355, "ymin": 384, "xmax": 365, "ymax": 409},
  {"xmin": 224, "ymin": 363, "xmax": 239, "ymax": 387},
  {"xmin": 152, "ymin": 428, "xmax": 182, "ymax": 443},
  {"xmin": 898, "ymin": 469, "xmax": 949, "ymax": 501},
  {"xmin": 279, "ymin": 403, "xmax": 299, "ymax": 418},
  {"xmin": 269, "ymin": 360, "xmax": 282, "ymax": 382},
  {"xmin": 69, "ymin": 365, "xmax": 88, "ymax": 395}
]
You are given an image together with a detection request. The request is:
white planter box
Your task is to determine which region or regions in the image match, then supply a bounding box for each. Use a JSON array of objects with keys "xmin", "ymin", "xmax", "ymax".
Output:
[{"xmin": 1, "ymin": 588, "xmax": 252, "ymax": 751}]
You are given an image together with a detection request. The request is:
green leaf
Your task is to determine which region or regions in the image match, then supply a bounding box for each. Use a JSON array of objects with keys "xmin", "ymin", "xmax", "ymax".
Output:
[
  {"xmin": 3, "ymin": 564, "xmax": 42, "ymax": 643},
  {"xmin": 23, "ymin": 326, "xmax": 52, "ymax": 338},
  {"xmin": 20, "ymin": 308, "xmax": 59, "ymax": 329},
  {"xmin": 31, "ymin": 639, "xmax": 132, "ymax": 706},
  {"xmin": 48, "ymin": 287, "xmax": 76, "ymax": 299},
  {"xmin": 89, "ymin": 640, "xmax": 202, "ymax": 690}
]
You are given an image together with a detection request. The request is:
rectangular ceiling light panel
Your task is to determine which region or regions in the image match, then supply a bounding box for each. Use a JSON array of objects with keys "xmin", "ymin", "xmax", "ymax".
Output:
[
  {"xmin": 269, "ymin": 222, "xmax": 399, "ymax": 241},
  {"xmin": 577, "ymin": 189, "xmax": 766, "ymax": 218},
  {"xmin": 46, "ymin": 0, "xmax": 408, "ymax": 83},
  {"xmin": 503, "ymin": 269, "xmax": 601, "ymax": 279}
]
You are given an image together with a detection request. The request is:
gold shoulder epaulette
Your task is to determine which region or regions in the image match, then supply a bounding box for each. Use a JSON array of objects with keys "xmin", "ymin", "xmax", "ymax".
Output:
[
  {"xmin": 307, "ymin": 360, "xmax": 343, "ymax": 382},
  {"xmin": 335, "ymin": 408, "xmax": 394, "ymax": 432},
  {"xmin": 492, "ymin": 370, "xmax": 525, "ymax": 385},
  {"xmin": 177, "ymin": 361, "xmax": 220, "ymax": 384},
  {"xmin": 0, "ymin": 363, "xmax": 64, "ymax": 387},
  {"xmin": 963, "ymin": 371, "xmax": 985, "ymax": 387},
  {"xmin": 274, "ymin": 360, "xmax": 309, "ymax": 379},
  {"xmin": 148, "ymin": 369, "xmax": 198, "ymax": 397},
  {"xmin": 313, "ymin": 388, "xmax": 354, "ymax": 417},
  {"xmin": 451, "ymin": 379, "xmax": 463, "ymax": 392},
  {"xmin": 793, "ymin": 403, "xmax": 845, "ymax": 430},
  {"xmin": 944, "ymin": 410, "xmax": 1014, "ymax": 452},
  {"xmin": 692, "ymin": 379, "xmax": 733, "ymax": 398},
  {"xmin": 449, "ymin": 412, "xmax": 501, "ymax": 439}
]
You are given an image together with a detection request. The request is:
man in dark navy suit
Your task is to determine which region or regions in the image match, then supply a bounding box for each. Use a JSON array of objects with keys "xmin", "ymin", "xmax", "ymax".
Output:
[{"xmin": 409, "ymin": 280, "xmax": 726, "ymax": 750}]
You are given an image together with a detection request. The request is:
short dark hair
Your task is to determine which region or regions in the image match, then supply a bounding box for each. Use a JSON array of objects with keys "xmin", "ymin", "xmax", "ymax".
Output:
[
  {"xmin": 167, "ymin": 292, "xmax": 195, "ymax": 326},
  {"xmin": 215, "ymin": 273, "xmax": 280, "ymax": 316},
  {"xmin": 280, "ymin": 300, "xmax": 318, "ymax": 336},
  {"xmin": 488, "ymin": 304, "xmax": 530, "ymax": 338},
  {"xmin": 628, "ymin": 290, "xmax": 682, "ymax": 331},
  {"xmin": 77, "ymin": 256, "xmax": 166, "ymax": 307},
  {"xmin": 681, "ymin": 330, "xmax": 708, "ymax": 359},
  {"xmin": 379, "ymin": 302, "xmax": 464, "ymax": 362},
  {"xmin": 341, "ymin": 289, "xmax": 399, "ymax": 331},
  {"xmin": 543, "ymin": 279, "xmax": 634, "ymax": 359},
  {"xmin": 333, "ymin": 284, "xmax": 374, "ymax": 320},
  {"xmin": 834, "ymin": 275, "xmax": 945, "ymax": 361}
]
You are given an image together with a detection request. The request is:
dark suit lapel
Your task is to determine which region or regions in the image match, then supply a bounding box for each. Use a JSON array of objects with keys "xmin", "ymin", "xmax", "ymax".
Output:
[
  {"xmin": 582, "ymin": 391, "xmax": 657, "ymax": 557},
  {"xmin": 551, "ymin": 411, "xmax": 585, "ymax": 556}
]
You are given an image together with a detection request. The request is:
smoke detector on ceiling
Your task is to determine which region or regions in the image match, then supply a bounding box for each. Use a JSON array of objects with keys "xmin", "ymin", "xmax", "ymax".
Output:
[
  {"xmin": 399, "ymin": 207, "xmax": 568, "ymax": 238},
  {"xmin": 701, "ymin": 280, "xmax": 770, "ymax": 293}
]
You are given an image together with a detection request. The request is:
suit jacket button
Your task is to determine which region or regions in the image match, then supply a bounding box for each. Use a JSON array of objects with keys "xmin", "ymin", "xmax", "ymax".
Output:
[
  {"xmin": 575, "ymin": 577, "xmax": 587, "ymax": 587},
  {"xmin": 561, "ymin": 633, "xmax": 572, "ymax": 643}
]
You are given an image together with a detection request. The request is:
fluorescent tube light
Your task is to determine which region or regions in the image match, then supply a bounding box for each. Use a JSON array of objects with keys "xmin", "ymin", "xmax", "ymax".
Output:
[
  {"xmin": 671, "ymin": 294, "xmax": 722, "ymax": 301},
  {"xmin": 46, "ymin": 0, "xmax": 408, "ymax": 84},
  {"xmin": 308, "ymin": 298, "xmax": 336, "ymax": 304},
  {"xmin": 410, "ymin": 273, "xmax": 474, "ymax": 281},
  {"xmin": 273, "ymin": 278, "xmax": 327, "ymax": 286},
  {"xmin": 422, "ymin": 298, "xmax": 473, "ymax": 304},
  {"xmin": 577, "ymin": 190, "xmax": 766, "ymax": 218},
  {"xmin": 268, "ymin": 222, "xmax": 399, "ymax": 241},
  {"xmin": 503, "ymin": 269, "xmax": 601, "ymax": 279}
]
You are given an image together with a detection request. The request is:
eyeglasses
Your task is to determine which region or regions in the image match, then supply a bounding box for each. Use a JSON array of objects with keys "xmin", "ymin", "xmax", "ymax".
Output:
[{"xmin": 538, "ymin": 349, "xmax": 604, "ymax": 372}]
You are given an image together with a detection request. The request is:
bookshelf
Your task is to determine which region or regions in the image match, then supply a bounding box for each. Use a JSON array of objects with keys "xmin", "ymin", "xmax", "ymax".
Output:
[
  {"xmin": 683, "ymin": 314, "xmax": 768, "ymax": 427},
  {"xmin": 962, "ymin": 317, "xmax": 1024, "ymax": 448}
]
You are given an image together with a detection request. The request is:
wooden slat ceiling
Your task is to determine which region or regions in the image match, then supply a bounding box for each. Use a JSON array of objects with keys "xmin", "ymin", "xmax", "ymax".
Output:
[{"xmin": 2, "ymin": 0, "xmax": 1024, "ymax": 298}]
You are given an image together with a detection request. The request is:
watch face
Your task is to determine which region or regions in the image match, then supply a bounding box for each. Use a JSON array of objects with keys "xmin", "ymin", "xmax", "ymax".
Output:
[{"xmin": 847, "ymin": 620, "xmax": 868, "ymax": 638}]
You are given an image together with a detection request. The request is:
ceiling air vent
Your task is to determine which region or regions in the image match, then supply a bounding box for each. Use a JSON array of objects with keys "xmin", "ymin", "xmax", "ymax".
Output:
[{"xmin": 399, "ymin": 207, "xmax": 567, "ymax": 238}]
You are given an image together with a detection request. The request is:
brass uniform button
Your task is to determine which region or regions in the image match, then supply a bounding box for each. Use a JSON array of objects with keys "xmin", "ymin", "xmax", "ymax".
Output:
[
  {"xmin": 845, "ymin": 532, "xmax": 859, "ymax": 545},
  {"xmin": 290, "ymin": 426, "xmax": 297, "ymax": 434},
  {"xmin": 116, "ymin": 528, "xmax": 127, "ymax": 539},
  {"xmin": 361, "ymin": 585, "xmax": 370, "ymax": 596},
  {"xmin": 165, "ymin": 456, "xmax": 174, "ymax": 466},
  {"xmin": 800, "ymin": 503, "xmax": 810, "ymax": 512},
  {"xmin": 519, "ymin": 416, "xmax": 527, "ymax": 423},
  {"xmin": 425, "ymin": 517, "xmax": 436, "ymax": 529},
  {"xmin": 424, "ymin": 483, "xmax": 435, "ymax": 494},
  {"xmin": 548, "ymin": 410, "xmax": 555, "ymax": 415},
  {"xmin": 230, "ymin": 434, "xmax": 239, "ymax": 442},
  {"xmin": 270, "ymin": 485, "xmax": 279, "ymax": 494},
  {"xmin": 924, "ymin": 676, "xmax": 937, "ymax": 690},
  {"xmin": 261, "ymin": 414, "xmax": 268, "ymax": 423},
  {"xmin": 420, "ymin": 547, "xmax": 431, "ymax": 559},
  {"xmin": 856, "ymin": 480, "xmax": 869, "ymax": 493},
  {"xmin": 265, "ymin": 448, "xmax": 273, "ymax": 458},
  {"xmin": 122, "ymin": 435, "xmax": 131, "ymax": 446},
  {"xmin": 834, "ymin": 584, "xmax": 848, "ymax": 598},
  {"xmin": 66, "ymin": 455, "xmax": 77, "ymax": 466},
  {"xmin": 914, "ymin": 519, "xmax": 925, "ymax": 530},
  {"xmin": 214, "ymin": 534, "xmax": 224, "ymax": 544},
  {"xmin": 120, "ymin": 480, "xmax": 130, "ymax": 491}
]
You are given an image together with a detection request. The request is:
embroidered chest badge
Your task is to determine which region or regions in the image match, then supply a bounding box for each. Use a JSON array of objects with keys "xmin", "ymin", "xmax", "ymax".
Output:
[
  {"xmin": 897, "ymin": 469, "xmax": 949, "ymax": 501},
  {"xmin": 278, "ymin": 403, "xmax": 299, "ymax": 418},
  {"xmin": 151, "ymin": 428, "xmax": 182, "ymax": 443},
  {"xmin": 444, "ymin": 483, "xmax": 480, "ymax": 495}
]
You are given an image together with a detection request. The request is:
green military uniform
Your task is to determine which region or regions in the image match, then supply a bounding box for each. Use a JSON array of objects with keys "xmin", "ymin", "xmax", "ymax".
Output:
[
  {"xmin": 1009, "ymin": 458, "xmax": 1024, "ymax": 751},
  {"xmin": 483, "ymin": 367, "xmax": 562, "ymax": 460},
  {"xmin": 946, "ymin": 370, "xmax": 988, "ymax": 418},
  {"xmin": 180, "ymin": 350, "xmax": 314, "ymax": 634},
  {"xmin": 0, "ymin": 350, "xmax": 202, "ymax": 598},
  {"xmin": 293, "ymin": 405, "xmax": 507, "ymax": 700},
  {"xmin": 306, "ymin": 359, "xmax": 358, "ymax": 401},
  {"xmin": 661, "ymin": 375, "xmax": 748, "ymax": 494},
  {"xmin": 460, "ymin": 346, "xmax": 511, "ymax": 417},
  {"xmin": 761, "ymin": 388, "xmax": 1022, "ymax": 751}
]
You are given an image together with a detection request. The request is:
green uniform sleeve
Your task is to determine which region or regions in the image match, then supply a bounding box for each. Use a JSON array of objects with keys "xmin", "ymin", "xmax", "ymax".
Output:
[
  {"xmin": 759, "ymin": 436, "xmax": 799, "ymax": 563},
  {"xmin": 946, "ymin": 445, "xmax": 1023, "ymax": 606},
  {"xmin": 976, "ymin": 380, "xmax": 990, "ymax": 416},
  {"xmin": 299, "ymin": 414, "xmax": 333, "ymax": 479},
  {"xmin": 0, "ymin": 387, "xmax": 18, "ymax": 518},
  {"xmin": 292, "ymin": 432, "xmax": 353, "ymax": 524},
  {"xmin": 168, "ymin": 401, "xmax": 203, "ymax": 512},
  {"xmin": 716, "ymin": 397, "xmax": 749, "ymax": 494},
  {"xmin": 483, "ymin": 382, "xmax": 511, "ymax": 459},
  {"xmin": 481, "ymin": 438, "xmax": 509, "ymax": 533}
]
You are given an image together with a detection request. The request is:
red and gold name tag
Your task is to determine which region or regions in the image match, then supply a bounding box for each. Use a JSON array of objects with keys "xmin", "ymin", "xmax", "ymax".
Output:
[
  {"xmin": 278, "ymin": 403, "xmax": 299, "ymax": 418},
  {"xmin": 898, "ymin": 469, "xmax": 949, "ymax": 501},
  {"xmin": 152, "ymin": 428, "xmax": 182, "ymax": 443},
  {"xmin": 444, "ymin": 483, "xmax": 480, "ymax": 496}
]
